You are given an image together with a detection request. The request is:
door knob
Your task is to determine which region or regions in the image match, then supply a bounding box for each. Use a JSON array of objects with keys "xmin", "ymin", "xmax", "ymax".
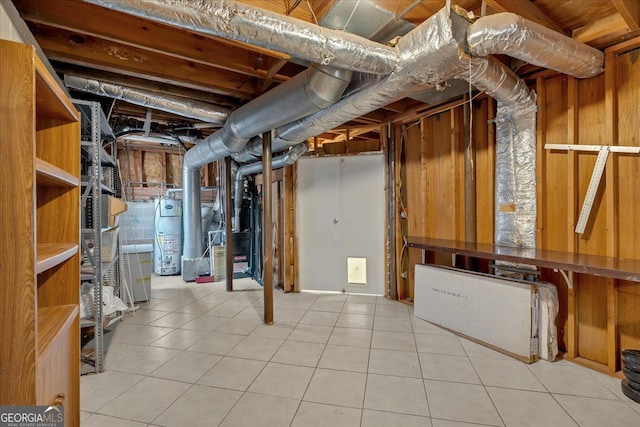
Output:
[{"xmin": 333, "ymin": 218, "xmax": 339, "ymax": 224}]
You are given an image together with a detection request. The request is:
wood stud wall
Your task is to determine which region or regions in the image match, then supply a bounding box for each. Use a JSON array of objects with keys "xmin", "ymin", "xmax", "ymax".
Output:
[
  {"xmin": 396, "ymin": 38, "xmax": 640, "ymax": 372},
  {"xmin": 113, "ymin": 34, "xmax": 639, "ymax": 372},
  {"xmin": 116, "ymin": 148, "xmax": 218, "ymax": 201}
]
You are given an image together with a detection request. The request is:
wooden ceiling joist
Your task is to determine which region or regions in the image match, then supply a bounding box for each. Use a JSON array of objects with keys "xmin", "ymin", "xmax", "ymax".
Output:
[
  {"xmin": 14, "ymin": 0, "xmax": 293, "ymax": 61},
  {"xmin": 13, "ymin": 0, "xmax": 634, "ymax": 147},
  {"xmin": 611, "ymin": 0, "xmax": 640, "ymax": 30},
  {"xmin": 485, "ymin": 0, "xmax": 565, "ymax": 34},
  {"xmin": 31, "ymin": 24, "xmax": 259, "ymax": 98},
  {"xmin": 260, "ymin": 59, "xmax": 289, "ymax": 93},
  {"xmin": 573, "ymin": 13, "xmax": 633, "ymax": 46},
  {"xmin": 17, "ymin": 1, "xmax": 293, "ymax": 84}
]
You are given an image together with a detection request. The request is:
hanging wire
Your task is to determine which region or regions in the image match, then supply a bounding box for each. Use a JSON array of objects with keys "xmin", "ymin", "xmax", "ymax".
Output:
[
  {"xmin": 306, "ymin": 0, "xmax": 319, "ymax": 25},
  {"xmin": 342, "ymin": 0, "xmax": 362, "ymax": 31},
  {"xmin": 468, "ymin": 55, "xmax": 475, "ymax": 178}
]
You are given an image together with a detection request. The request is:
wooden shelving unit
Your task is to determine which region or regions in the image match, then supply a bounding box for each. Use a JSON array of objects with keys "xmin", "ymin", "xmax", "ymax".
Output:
[{"xmin": 0, "ymin": 40, "xmax": 80, "ymax": 426}]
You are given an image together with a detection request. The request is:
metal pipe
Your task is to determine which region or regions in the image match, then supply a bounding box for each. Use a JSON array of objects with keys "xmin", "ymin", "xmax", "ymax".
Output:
[
  {"xmin": 182, "ymin": 167, "xmax": 203, "ymax": 261},
  {"xmin": 180, "ymin": 63, "xmax": 351, "ymax": 276},
  {"xmin": 225, "ymin": 157, "xmax": 234, "ymax": 291},
  {"xmin": 64, "ymin": 74, "xmax": 229, "ymax": 124},
  {"xmin": 262, "ymin": 131, "xmax": 274, "ymax": 324},
  {"xmin": 85, "ymin": 0, "xmax": 398, "ymax": 75}
]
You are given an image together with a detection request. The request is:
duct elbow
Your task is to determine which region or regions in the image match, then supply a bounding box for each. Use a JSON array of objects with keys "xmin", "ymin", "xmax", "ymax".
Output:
[
  {"xmin": 283, "ymin": 141, "xmax": 310, "ymax": 165},
  {"xmin": 468, "ymin": 13, "xmax": 604, "ymax": 79},
  {"xmin": 183, "ymin": 148, "xmax": 202, "ymax": 170},
  {"xmin": 305, "ymin": 64, "xmax": 353, "ymax": 109}
]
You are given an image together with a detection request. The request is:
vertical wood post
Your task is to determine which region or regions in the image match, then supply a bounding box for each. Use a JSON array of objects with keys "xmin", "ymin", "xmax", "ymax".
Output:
[
  {"xmin": 225, "ymin": 156, "xmax": 233, "ymax": 292},
  {"xmin": 464, "ymin": 96, "xmax": 476, "ymax": 270},
  {"xmin": 263, "ymin": 131, "xmax": 274, "ymax": 324},
  {"xmin": 566, "ymin": 76, "xmax": 579, "ymax": 359},
  {"xmin": 604, "ymin": 50, "xmax": 619, "ymax": 372},
  {"xmin": 385, "ymin": 123, "xmax": 398, "ymax": 300}
]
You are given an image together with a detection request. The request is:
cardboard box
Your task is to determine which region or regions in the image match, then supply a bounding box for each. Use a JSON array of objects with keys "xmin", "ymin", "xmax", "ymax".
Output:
[{"xmin": 102, "ymin": 195, "xmax": 127, "ymax": 227}]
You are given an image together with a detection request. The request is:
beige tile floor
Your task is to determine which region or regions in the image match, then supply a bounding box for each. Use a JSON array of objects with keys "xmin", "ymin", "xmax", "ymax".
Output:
[{"xmin": 81, "ymin": 275, "xmax": 640, "ymax": 426}]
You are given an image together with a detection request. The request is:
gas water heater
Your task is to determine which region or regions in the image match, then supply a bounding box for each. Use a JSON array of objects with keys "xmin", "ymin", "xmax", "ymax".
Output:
[{"xmin": 154, "ymin": 198, "xmax": 182, "ymax": 275}]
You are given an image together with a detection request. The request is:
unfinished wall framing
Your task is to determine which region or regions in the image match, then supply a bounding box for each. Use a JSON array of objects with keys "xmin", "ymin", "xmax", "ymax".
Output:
[
  {"xmin": 395, "ymin": 36, "xmax": 640, "ymax": 372},
  {"xmin": 117, "ymin": 145, "xmax": 218, "ymax": 201}
]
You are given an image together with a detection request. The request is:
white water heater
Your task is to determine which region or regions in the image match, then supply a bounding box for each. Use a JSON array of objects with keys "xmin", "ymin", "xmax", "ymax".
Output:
[{"xmin": 154, "ymin": 198, "xmax": 182, "ymax": 275}]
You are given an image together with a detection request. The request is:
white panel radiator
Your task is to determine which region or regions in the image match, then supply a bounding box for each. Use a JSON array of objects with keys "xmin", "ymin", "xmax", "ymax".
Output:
[{"xmin": 414, "ymin": 264, "xmax": 558, "ymax": 363}]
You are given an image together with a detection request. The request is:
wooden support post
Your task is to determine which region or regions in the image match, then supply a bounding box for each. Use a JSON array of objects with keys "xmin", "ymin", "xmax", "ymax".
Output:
[
  {"xmin": 276, "ymin": 181, "xmax": 283, "ymax": 288},
  {"xmin": 486, "ymin": 97, "xmax": 496, "ymax": 244},
  {"xmin": 225, "ymin": 156, "xmax": 233, "ymax": 292},
  {"xmin": 451, "ymin": 110, "xmax": 464, "ymax": 246},
  {"xmin": 136, "ymin": 149, "xmax": 144, "ymax": 187},
  {"xmin": 384, "ymin": 123, "xmax": 397, "ymax": 300},
  {"xmin": 604, "ymin": 51, "xmax": 619, "ymax": 372},
  {"xmin": 162, "ymin": 152, "xmax": 168, "ymax": 187},
  {"xmin": 566, "ymin": 77, "xmax": 579, "ymax": 359},
  {"xmin": 535, "ymin": 78, "xmax": 546, "ymax": 250},
  {"xmin": 283, "ymin": 165, "xmax": 295, "ymax": 292},
  {"xmin": 263, "ymin": 131, "xmax": 274, "ymax": 324},
  {"xmin": 463, "ymin": 96, "xmax": 476, "ymax": 270},
  {"xmin": 395, "ymin": 125, "xmax": 405, "ymax": 301}
]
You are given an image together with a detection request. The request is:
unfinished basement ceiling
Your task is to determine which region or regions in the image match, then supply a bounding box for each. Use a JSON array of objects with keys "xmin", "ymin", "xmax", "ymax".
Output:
[{"xmin": 13, "ymin": 0, "xmax": 640, "ymax": 145}]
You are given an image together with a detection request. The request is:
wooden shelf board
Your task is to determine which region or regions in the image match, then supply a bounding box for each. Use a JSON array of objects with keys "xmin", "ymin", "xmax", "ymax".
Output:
[
  {"xmin": 37, "ymin": 304, "xmax": 78, "ymax": 361},
  {"xmin": 34, "ymin": 56, "xmax": 79, "ymax": 122},
  {"xmin": 36, "ymin": 243, "xmax": 78, "ymax": 274},
  {"xmin": 36, "ymin": 157, "xmax": 79, "ymax": 188},
  {"xmin": 407, "ymin": 237, "xmax": 640, "ymax": 282}
]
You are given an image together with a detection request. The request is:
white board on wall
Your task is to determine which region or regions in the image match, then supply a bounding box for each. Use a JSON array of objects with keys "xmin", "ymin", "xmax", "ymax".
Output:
[{"xmin": 297, "ymin": 154, "xmax": 385, "ymax": 294}]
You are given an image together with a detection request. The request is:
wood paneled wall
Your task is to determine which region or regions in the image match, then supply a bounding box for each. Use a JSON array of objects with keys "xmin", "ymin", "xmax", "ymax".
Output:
[{"xmin": 397, "ymin": 38, "xmax": 640, "ymax": 371}]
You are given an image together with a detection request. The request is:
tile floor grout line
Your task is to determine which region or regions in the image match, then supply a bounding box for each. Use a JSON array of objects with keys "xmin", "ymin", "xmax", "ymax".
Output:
[
  {"xmin": 287, "ymin": 298, "xmax": 331, "ymax": 427},
  {"xmin": 414, "ymin": 329, "xmax": 433, "ymax": 421},
  {"xmin": 84, "ymin": 277, "xmax": 640, "ymax": 426},
  {"xmin": 148, "ymin": 381, "xmax": 199, "ymax": 426}
]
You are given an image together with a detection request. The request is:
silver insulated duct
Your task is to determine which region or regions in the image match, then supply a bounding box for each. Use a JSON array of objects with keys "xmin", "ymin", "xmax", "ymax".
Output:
[
  {"xmin": 466, "ymin": 12, "xmax": 602, "ymax": 254},
  {"xmin": 93, "ymin": 0, "xmax": 605, "ymax": 280},
  {"xmin": 261, "ymin": 9, "xmax": 602, "ymax": 255},
  {"xmin": 233, "ymin": 142, "xmax": 309, "ymax": 231},
  {"xmin": 86, "ymin": 0, "xmax": 398, "ymax": 75},
  {"xmin": 181, "ymin": 64, "xmax": 351, "ymax": 280},
  {"xmin": 64, "ymin": 74, "xmax": 229, "ymax": 124},
  {"xmin": 468, "ymin": 13, "xmax": 603, "ymax": 78}
]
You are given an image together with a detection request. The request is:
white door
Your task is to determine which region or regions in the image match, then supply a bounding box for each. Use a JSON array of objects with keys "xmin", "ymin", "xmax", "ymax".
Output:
[{"xmin": 297, "ymin": 154, "xmax": 385, "ymax": 294}]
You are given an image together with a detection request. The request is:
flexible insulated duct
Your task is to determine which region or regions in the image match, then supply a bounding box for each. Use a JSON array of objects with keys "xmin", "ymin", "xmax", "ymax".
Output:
[
  {"xmin": 247, "ymin": 8, "xmax": 601, "ymax": 256},
  {"xmin": 85, "ymin": 0, "xmax": 398, "ymax": 75},
  {"xmin": 64, "ymin": 74, "xmax": 229, "ymax": 124},
  {"xmin": 233, "ymin": 142, "xmax": 309, "ymax": 231},
  {"xmin": 96, "ymin": 1, "xmax": 604, "ymax": 278},
  {"xmin": 258, "ymin": 8, "xmax": 467, "ymax": 150},
  {"xmin": 468, "ymin": 13, "xmax": 603, "ymax": 79}
]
